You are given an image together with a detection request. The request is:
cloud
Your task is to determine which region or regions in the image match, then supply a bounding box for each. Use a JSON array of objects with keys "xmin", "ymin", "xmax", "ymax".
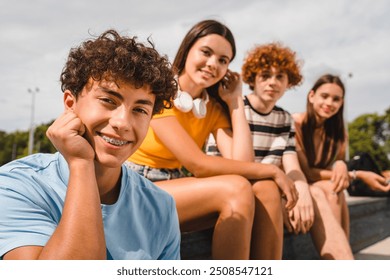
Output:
[{"xmin": 0, "ymin": 0, "xmax": 389, "ymax": 132}]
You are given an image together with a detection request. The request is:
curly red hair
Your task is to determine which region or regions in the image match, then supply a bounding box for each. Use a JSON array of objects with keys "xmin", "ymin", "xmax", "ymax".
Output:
[{"xmin": 241, "ymin": 42, "xmax": 303, "ymax": 90}]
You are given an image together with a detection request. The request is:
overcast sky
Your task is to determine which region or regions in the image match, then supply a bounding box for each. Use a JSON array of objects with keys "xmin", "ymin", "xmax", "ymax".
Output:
[{"xmin": 0, "ymin": 0, "xmax": 389, "ymax": 133}]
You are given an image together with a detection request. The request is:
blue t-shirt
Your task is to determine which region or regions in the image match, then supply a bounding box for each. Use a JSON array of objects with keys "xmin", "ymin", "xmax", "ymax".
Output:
[{"xmin": 0, "ymin": 153, "xmax": 180, "ymax": 260}]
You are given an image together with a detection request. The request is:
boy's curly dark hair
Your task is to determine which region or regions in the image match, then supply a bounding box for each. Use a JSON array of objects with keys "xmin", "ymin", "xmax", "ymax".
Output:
[
  {"xmin": 242, "ymin": 42, "xmax": 303, "ymax": 90},
  {"xmin": 60, "ymin": 29, "xmax": 176, "ymax": 114}
]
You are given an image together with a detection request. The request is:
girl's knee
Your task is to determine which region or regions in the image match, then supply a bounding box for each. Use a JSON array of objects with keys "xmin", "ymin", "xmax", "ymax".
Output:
[
  {"xmin": 220, "ymin": 175, "xmax": 254, "ymax": 217},
  {"xmin": 310, "ymin": 184, "xmax": 346, "ymax": 210},
  {"xmin": 312, "ymin": 181, "xmax": 340, "ymax": 202},
  {"xmin": 223, "ymin": 175, "xmax": 253, "ymax": 197},
  {"xmin": 338, "ymin": 190, "xmax": 346, "ymax": 200},
  {"xmin": 252, "ymin": 180, "xmax": 281, "ymax": 205},
  {"xmin": 310, "ymin": 185, "xmax": 326, "ymax": 200}
]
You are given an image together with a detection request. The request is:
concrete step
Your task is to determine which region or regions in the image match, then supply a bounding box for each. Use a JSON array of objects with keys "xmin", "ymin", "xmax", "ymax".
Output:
[
  {"xmin": 354, "ymin": 237, "xmax": 390, "ymax": 260},
  {"xmin": 180, "ymin": 194, "xmax": 390, "ymax": 260}
]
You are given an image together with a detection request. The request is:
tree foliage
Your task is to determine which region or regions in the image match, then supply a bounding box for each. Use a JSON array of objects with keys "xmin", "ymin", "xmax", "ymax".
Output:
[
  {"xmin": 0, "ymin": 121, "xmax": 57, "ymax": 166},
  {"xmin": 348, "ymin": 107, "xmax": 390, "ymax": 171}
]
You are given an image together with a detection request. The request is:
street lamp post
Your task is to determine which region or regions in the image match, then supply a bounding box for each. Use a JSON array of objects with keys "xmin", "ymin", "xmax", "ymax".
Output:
[
  {"xmin": 27, "ymin": 87, "xmax": 39, "ymax": 155},
  {"xmin": 344, "ymin": 73, "xmax": 353, "ymax": 161}
]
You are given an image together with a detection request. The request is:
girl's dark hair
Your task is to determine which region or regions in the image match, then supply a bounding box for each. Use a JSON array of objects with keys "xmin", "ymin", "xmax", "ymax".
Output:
[
  {"xmin": 302, "ymin": 74, "xmax": 346, "ymax": 168},
  {"xmin": 60, "ymin": 29, "xmax": 177, "ymax": 114},
  {"xmin": 172, "ymin": 19, "xmax": 236, "ymax": 116}
]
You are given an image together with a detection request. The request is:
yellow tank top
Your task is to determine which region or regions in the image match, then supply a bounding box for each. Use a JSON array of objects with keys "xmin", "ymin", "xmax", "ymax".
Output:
[{"xmin": 129, "ymin": 100, "xmax": 230, "ymax": 169}]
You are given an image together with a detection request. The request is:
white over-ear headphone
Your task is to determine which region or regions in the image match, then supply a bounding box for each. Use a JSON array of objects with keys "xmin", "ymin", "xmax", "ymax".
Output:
[{"xmin": 173, "ymin": 89, "xmax": 209, "ymax": 119}]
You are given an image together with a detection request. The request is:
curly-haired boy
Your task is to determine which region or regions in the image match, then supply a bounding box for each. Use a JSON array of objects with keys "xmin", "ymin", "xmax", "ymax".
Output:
[
  {"xmin": 207, "ymin": 42, "xmax": 313, "ymax": 259},
  {"xmin": 0, "ymin": 29, "xmax": 180, "ymax": 260},
  {"xmin": 241, "ymin": 42, "xmax": 313, "ymax": 259}
]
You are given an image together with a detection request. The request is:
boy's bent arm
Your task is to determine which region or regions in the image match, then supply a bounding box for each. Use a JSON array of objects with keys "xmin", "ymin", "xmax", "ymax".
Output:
[
  {"xmin": 3, "ymin": 161, "xmax": 105, "ymax": 260},
  {"xmin": 40, "ymin": 160, "xmax": 106, "ymax": 259},
  {"xmin": 42, "ymin": 111, "xmax": 106, "ymax": 259},
  {"xmin": 4, "ymin": 112, "xmax": 106, "ymax": 260}
]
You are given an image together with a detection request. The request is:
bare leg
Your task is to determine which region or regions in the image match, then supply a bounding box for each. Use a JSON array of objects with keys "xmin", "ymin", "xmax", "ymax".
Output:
[
  {"xmin": 323, "ymin": 185, "xmax": 342, "ymax": 223},
  {"xmin": 309, "ymin": 184, "xmax": 353, "ymax": 259},
  {"xmin": 340, "ymin": 191, "xmax": 350, "ymax": 239},
  {"xmin": 317, "ymin": 181, "xmax": 350, "ymax": 237},
  {"xmin": 250, "ymin": 180, "xmax": 283, "ymax": 260},
  {"xmin": 156, "ymin": 175, "xmax": 254, "ymax": 260}
]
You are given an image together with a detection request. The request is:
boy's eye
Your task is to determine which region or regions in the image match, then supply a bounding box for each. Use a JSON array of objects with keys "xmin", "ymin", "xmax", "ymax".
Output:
[
  {"xmin": 261, "ymin": 74, "xmax": 270, "ymax": 79},
  {"xmin": 100, "ymin": 98, "xmax": 116, "ymax": 105},
  {"xmin": 134, "ymin": 107, "xmax": 149, "ymax": 115}
]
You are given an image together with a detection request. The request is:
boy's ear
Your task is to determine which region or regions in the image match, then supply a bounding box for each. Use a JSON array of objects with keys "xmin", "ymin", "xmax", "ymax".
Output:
[{"xmin": 63, "ymin": 90, "xmax": 76, "ymax": 110}]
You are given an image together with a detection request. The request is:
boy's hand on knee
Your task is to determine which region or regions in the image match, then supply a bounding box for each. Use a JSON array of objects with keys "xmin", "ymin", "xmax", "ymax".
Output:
[
  {"xmin": 274, "ymin": 169, "xmax": 299, "ymax": 210},
  {"xmin": 294, "ymin": 182, "xmax": 315, "ymax": 233},
  {"xmin": 282, "ymin": 182, "xmax": 315, "ymax": 234},
  {"xmin": 282, "ymin": 204, "xmax": 293, "ymax": 233}
]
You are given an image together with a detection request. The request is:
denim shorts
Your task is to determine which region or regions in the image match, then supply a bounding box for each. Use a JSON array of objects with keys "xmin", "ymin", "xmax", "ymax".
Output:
[{"xmin": 125, "ymin": 161, "xmax": 186, "ymax": 182}]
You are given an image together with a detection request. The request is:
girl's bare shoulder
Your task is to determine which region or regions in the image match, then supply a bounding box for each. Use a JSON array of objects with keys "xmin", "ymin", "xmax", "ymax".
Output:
[{"xmin": 291, "ymin": 112, "xmax": 305, "ymax": 124}]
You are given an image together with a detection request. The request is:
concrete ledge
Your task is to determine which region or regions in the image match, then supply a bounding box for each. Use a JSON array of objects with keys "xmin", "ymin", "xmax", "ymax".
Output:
[
  {"xmin": 283, "ymin": 196, "xmax": 390, "ymax": 259},
  {"xmin": 348, "ymin": 196, "xmax": 390, "ymax": 252},
  {"xmin": 180, "ymin": 195, "xmax": 390, "ymax": 260},
  {"xmin": 181, "ymin": 229, "xmax": 213, "ymax": 260}
]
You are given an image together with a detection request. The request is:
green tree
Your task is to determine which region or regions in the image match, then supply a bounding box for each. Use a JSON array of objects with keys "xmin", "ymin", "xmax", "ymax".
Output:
[
  {"xmin": 348, "ymin": 107, "xmax": 390, "ymax": 171},
  {"xmin": 0, "ymin": 130, "xmax": 29, "ymax": 164},
  {"xmin": 0, "ymin": 121, "xmax": 57, "ymax": 166},
  {"xmin": 33, "ymin": 121, "xmax": 56, "ymax": 154},
  {"xmin": 0, "ymin": 131, "xmax": 7, "ymax": 164}
]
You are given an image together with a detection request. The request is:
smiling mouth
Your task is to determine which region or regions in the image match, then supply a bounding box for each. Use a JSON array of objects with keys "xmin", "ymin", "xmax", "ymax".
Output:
[
  {"xmin": 200, "ymin": 70, "xmax": 214, "ymax": 78},
  {"xmin": 99, "ymin": 134, "xmax": 130, "ymax": 146}
]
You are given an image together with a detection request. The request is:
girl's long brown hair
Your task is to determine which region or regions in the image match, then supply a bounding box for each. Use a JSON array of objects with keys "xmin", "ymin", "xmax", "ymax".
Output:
[
  {"xmin": 302, "ymin": 74, "xmax": 346, "ymax": 168},
  {"xmin": 172, "ymin": 19, "xmax": 236, "ymax": 117}
]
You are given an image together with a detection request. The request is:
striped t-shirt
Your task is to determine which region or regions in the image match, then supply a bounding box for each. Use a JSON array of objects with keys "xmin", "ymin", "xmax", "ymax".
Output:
[{"xmin": 207, "ymin": 96, "xmax": 296, "ymax": 167}]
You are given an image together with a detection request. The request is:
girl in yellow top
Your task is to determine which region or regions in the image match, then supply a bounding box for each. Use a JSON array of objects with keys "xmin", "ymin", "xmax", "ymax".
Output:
[{"xmin": 128, "ymin": 19, "xmax": 298, "ymax": 259}]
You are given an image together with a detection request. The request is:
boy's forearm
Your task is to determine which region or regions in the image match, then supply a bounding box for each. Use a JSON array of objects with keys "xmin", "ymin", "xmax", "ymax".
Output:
[{"xmin": 39, "ymin": 161, "xmax": 106, "ymax": 259}]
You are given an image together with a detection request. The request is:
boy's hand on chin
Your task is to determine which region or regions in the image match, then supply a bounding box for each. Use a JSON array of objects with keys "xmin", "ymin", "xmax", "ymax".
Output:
[{"xmin": 46, "ymin": 111, "xmax": 95, "ymax": 163}]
